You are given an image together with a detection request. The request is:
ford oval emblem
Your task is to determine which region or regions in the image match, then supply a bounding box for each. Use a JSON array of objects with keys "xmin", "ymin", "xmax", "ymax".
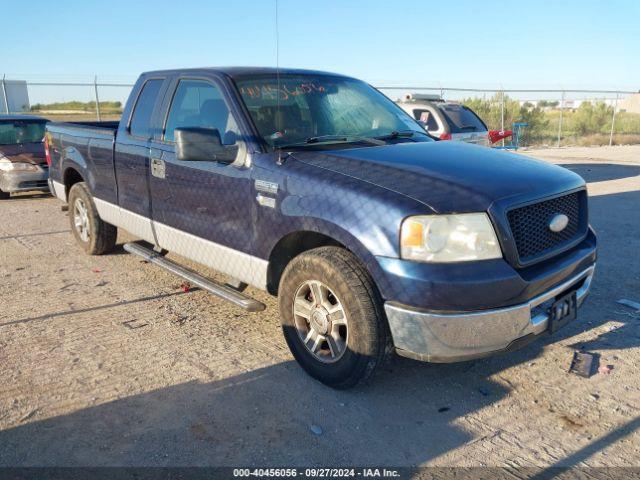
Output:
[{"xmin": 549, "ymin": 213, "xmax": 569, "ymax": 233}]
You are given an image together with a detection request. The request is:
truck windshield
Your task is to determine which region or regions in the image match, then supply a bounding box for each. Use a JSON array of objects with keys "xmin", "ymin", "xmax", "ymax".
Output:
[
  {"xmin": 235, "ymin": 75, "xmax": 429, "ymax": 148},
  {"xmin": 0, "ymin": 120, "xmax": 47, "ymax": 145}
]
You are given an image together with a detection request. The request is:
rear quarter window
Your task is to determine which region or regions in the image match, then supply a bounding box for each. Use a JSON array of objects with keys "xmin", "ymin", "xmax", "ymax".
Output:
[
  {"xmin": 129, "ymin": 79, "xmax": 164, "ymax": 138},
  {"xmin": 439, "ymin": 105, "xmax": 487, "ymax": 133},
  {"xmin": 413, "ymin": 109, "xmax": 439, "ymax": 131}
]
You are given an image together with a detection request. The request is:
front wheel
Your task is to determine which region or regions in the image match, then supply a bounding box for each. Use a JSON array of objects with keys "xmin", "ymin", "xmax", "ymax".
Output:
[
  {"xmin": 278, "ymin": 247, "xmax": 390, "ymax": 389},
  {"xmin": 68, "ymin": 182, "xmax": 117, "ymax": 255}
]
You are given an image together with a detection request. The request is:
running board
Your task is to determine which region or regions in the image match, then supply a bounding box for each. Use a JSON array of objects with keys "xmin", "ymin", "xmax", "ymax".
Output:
[{"xmin": 123, "ymin": 242, "xmax": 266, "ymax": 312}]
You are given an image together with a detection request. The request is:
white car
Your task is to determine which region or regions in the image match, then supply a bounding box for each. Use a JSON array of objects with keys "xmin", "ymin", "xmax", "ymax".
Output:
[{"xmin": 397, "ymin": 94, "xmax": 490, "ymax": 146}]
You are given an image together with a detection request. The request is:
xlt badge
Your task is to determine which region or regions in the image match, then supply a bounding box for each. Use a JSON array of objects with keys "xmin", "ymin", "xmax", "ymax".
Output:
[{"xmin": 255, "ymin": 179, "xmax": 278, "ymax": 195}]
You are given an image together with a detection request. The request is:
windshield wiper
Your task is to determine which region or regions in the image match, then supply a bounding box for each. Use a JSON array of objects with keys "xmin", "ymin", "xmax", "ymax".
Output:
[
  {"xmin": 306, "ymin": 135, "xmax": 386, "ymax": 145},
  {"xmin": 278, "ymin": 135, "xmax": 383, "ymax": 149},
  {"xmin": 374, "ymin": 130, "xmax": 429, "ymax": 141},
  {"xmin": 305, "ymin": 135, "xmax": 350, "ymax": 144},
  {"xmin": 458, "ymin": 125, "xmax": 477, "ymax": 131}
]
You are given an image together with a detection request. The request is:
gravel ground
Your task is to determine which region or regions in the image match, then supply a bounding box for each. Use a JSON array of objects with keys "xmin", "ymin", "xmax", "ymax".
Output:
[{"xmin": 0, "ymin": 145, "xmax": 638, "ymax": 468}]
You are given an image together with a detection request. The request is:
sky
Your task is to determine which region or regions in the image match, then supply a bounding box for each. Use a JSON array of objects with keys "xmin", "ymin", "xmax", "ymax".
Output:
[{"xmin": 2, "ymin": 0, "xmax": 638, "ymax": 104}]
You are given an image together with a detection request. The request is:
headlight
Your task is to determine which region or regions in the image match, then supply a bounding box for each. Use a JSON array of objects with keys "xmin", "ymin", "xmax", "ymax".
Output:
[
  {"xmin": 401, "ymin": 213, "xmax": 502, "ymax": 262},
  {"xmin": 0, "ymin": 159, "xmax": 38, "ymax": 172}
]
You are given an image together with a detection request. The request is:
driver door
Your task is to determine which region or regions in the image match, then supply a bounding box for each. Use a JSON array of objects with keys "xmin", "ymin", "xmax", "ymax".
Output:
[{"xmin": 148, "ymin": 77, "xmax": 262, "ymax": 287}]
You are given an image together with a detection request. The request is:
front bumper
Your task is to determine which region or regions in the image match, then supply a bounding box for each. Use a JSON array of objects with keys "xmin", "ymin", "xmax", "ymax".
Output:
[
  {"xmin": 385, "ymin": 265, "xmax": 594, "ymax": 362},
  {"xmin": 0, "ymin": 167, "xmax": 49, "ymax": 193}
]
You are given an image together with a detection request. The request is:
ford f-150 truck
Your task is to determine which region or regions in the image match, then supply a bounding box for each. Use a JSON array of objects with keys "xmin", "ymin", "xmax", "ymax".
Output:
[{"xmin": 46, "ymin": 68, "xmax": 596, "ymax": 388}]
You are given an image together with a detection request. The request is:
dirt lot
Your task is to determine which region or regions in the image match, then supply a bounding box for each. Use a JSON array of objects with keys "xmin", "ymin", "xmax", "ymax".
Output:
[{"xmin": 0, "ymin": 146, "xmax": 639, "ymax": 469}]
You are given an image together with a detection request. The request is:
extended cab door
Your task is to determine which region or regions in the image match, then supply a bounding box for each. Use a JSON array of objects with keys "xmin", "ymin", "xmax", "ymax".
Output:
[
  {"xmin": 112, "ymin": 77, "xmax": 168, "ymax": 243},
  {"xmin": 147, "ymin": 76, "xmax": 266, "ymax": 288}
]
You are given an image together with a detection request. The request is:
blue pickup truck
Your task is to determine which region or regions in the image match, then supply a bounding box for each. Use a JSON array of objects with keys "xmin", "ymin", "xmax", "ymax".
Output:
[{"xmin": 45, "ymin": 68, "xmax": 596, "ymax": 388}]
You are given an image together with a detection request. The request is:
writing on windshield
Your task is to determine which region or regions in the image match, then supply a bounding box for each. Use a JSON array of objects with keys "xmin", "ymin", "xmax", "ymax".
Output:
[{"xmin": 239, "ymin": 82, "xmax": 327, "ymax": 101}]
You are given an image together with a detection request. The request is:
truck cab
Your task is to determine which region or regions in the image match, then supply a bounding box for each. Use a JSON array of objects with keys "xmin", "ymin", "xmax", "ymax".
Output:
[{"xmin": 46, "ymin": 68, "xmax": 596, "ymax": 388}]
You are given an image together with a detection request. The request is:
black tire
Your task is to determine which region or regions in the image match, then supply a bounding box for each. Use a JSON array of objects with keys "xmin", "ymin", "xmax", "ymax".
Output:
[
  {"xmin": 68, "ymin": 182, "xmax": 117, "ymax": 255},
  {"xmin": 278, "ymin": 246, "xmax": 390, "ymax": 389},
  {"xmin": 0, "ymin": 189, "xmax": 9, "ymax": 199}
]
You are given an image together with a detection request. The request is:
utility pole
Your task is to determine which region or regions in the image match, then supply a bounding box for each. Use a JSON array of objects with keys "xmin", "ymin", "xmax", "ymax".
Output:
[
  {"xmin": 557, "ymin": 91, "xmax": 565, "ymax": 148},
  {"xmin": 1, "ymin": 75, "xmax": 9, "ymax": 114},
  {"xmin": 94, "ymin": 75, "xmax": 102, "ymax": 121},
  {"xmin": 500, "ymin": 90, "xmax": 505, "ymax": 147},
  {"xmin": 609, "ymin": 93, "xmax": 619, "ymax": 147}
]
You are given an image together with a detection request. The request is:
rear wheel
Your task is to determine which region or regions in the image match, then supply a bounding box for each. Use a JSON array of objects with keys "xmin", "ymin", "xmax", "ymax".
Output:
[
  {"xmin": 0, "ymin": 189, "xmax": 9, "ymax": 199},
  {"xmin": 68, "ymin": 182, "xmax": 117, "ymax": 255},
  {"xmin": 278, "ymin": 246, "xmax": 390, "ymax": 389}
]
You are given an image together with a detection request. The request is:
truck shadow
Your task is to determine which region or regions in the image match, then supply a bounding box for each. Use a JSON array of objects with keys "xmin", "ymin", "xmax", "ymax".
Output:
[
  {"xmin": 0, "ymin": 338, "xmax": 634, "ymax": 467},
  {"xmin": 0, "ymin": 334, "xmax": 636, "ymax": 468},
  {"xmin": 0, "ymin": 355, "xmax": 511, "ymax": 466},
  {"xmin": 0, "ymin": 169, "xmax": 637, "ymax": 468},
  {"xmin": 0, "ymin": 284, "xmax": 636, "ymax": 469}
]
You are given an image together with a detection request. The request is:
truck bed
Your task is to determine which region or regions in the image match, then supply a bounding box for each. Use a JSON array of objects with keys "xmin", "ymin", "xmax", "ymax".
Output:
[
  {"xmin": 46, "ymin": 121, "xmax": 119, "ymax": 204},
  {"xmin": 47, "ymin": 121, "xmax": 119, "ymax": 139}
]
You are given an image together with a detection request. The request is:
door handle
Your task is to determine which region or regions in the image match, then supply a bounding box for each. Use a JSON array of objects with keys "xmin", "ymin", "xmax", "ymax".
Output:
[{"xmin": 150, "ymin": 157, "xmax": 166, "ymax": 179}]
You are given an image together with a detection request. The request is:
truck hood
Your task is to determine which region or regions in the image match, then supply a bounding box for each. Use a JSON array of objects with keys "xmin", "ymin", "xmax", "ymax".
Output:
[
  {"xmin": 0, "ymin": 143, "xmax": 46, "ymax": 165},
  {"xmin": 292, "ymin": 141, "xmax": 584, "ymax": 212}
]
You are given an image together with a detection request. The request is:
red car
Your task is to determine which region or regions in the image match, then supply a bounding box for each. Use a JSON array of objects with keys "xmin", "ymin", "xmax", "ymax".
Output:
[{"xmin": 0, "ymin": 115, "xmax": 50, "ymax": 199}]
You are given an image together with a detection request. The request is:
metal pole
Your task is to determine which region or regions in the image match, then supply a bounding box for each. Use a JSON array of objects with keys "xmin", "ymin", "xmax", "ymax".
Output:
[
  {"xmin": 500, "ymin": 90, "xmax": 505, "ymax": 147},
  {"xmin": 1, "ymin": 75, "xmax": 9, "ymax": 114},
  {"xmin": 609, "ymin": 93, "xmax": 619, "ymax": 147},
  {"xmin": 93, "ymin": 75, "xmax": 101, "ymax": 121},
  {"xmin": 557, "ymin": 91, "xmax": 565, "ymax": 148}
]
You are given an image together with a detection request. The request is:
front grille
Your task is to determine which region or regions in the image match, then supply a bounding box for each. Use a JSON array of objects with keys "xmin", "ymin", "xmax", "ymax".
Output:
[{"xmin": 507, "ymin": 192, "xmax": 587, "ymax": 264}]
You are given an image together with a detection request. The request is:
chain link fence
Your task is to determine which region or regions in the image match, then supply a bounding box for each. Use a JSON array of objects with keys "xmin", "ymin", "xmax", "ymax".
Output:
[
  {"xmin": 0, "ymin": 74, "xmax": 135, "ymax": 123},
  {"xmin": 2, "ymin": 74, "xmax": 638, "ymax": 148}
]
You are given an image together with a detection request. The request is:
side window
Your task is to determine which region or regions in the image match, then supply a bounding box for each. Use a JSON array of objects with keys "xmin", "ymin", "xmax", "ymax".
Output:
[
  {"xmin": 164, "ymin": 79, "xmax": 239, "ymax": 144},
  {"xmin": 129, "ymin": 79, "xmax": 163, "ymax": 138},
  {"xmin": 414, "ymin": 109, "xmax": 439, "ymax": 131}
]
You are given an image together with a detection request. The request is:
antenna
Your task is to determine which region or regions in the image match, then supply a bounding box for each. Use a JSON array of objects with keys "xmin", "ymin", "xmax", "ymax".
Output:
[
  {"xmin": 275, "ymin": 0, "xmax": 281, "ymax": 127},
  {"xmin": 275, "ymin": 0, "xmax": 284, "ymax": 164}
]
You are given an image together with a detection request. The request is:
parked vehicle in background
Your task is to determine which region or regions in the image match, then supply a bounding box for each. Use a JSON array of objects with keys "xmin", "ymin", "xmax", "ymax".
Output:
[
  {"xmin": 397, "ymin": 94, "xmax": 490, "ymax": 146},
  {"xmin": 46, "ymin": 68, "xmax": 596, "ymax": 389},
  {"xmin": 0, "ymin": 115, "xmax": 50, "ymax": 198}
]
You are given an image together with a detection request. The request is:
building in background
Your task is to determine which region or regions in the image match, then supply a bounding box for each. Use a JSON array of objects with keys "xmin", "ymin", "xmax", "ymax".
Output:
[
  {"xmin": 619, "ymin": 93, "xmax": 640, "ymax": 114},
  {"xmin": 0, "ymin": 80, "xmax": 30, "ymax": 113}
]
